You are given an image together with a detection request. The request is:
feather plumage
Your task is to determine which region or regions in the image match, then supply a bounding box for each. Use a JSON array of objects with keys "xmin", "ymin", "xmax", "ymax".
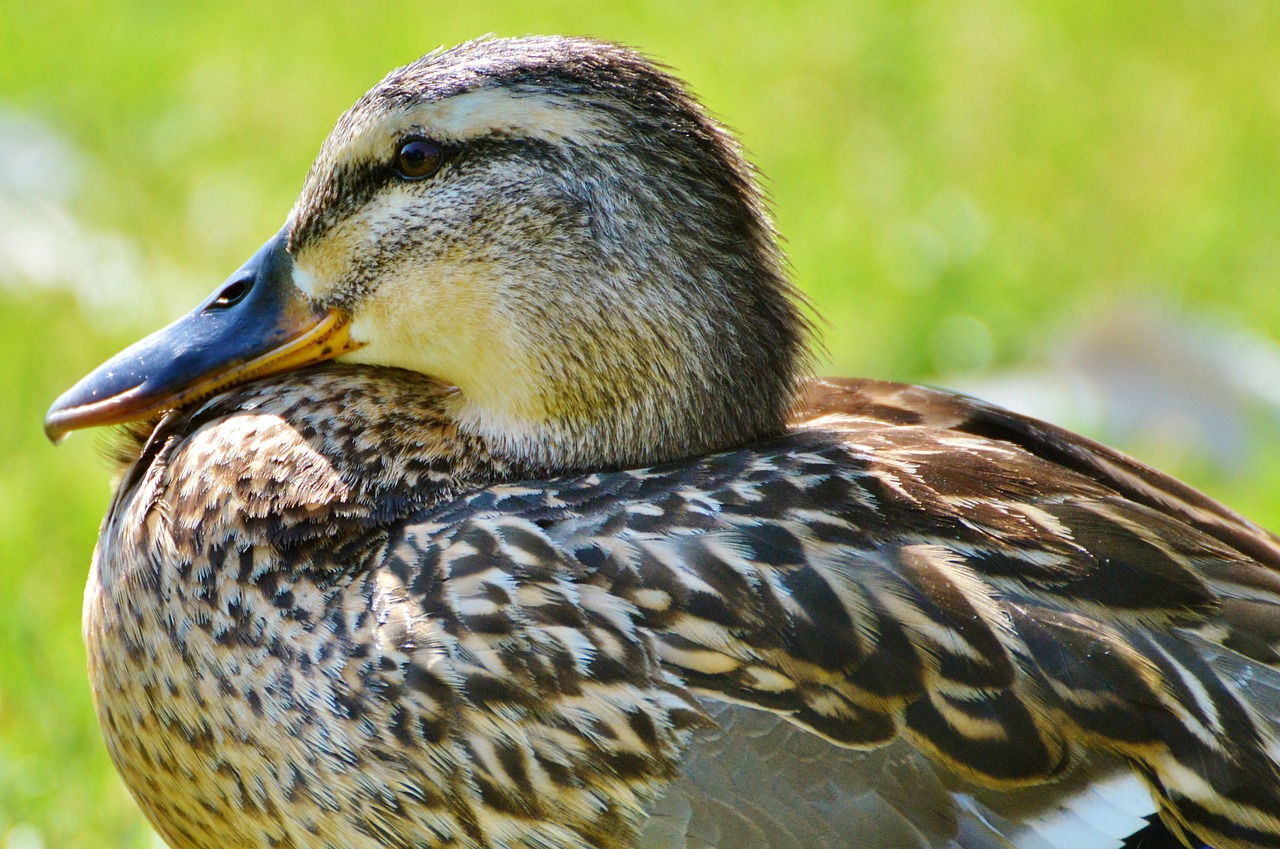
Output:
[{"xmin": 81, "ymin": 368, "xmax": 1280, "ymax": 848}]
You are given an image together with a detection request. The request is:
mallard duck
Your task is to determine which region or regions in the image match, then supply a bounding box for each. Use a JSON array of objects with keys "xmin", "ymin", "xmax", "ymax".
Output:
[{"xmin": 44, "ymin": 35, "xmax": 1280, "ymax": 849}]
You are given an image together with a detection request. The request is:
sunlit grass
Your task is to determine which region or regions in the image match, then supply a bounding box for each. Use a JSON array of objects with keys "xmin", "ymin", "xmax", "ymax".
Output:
[{"xmin": 4, "ymin": 1, "xmax": 1280, "ymax": 844}]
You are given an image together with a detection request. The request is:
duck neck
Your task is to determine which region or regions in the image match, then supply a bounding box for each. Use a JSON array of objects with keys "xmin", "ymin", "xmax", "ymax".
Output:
[{"xmin": 106, "ymin": 366, "xmax": 530, "ymax": 570}]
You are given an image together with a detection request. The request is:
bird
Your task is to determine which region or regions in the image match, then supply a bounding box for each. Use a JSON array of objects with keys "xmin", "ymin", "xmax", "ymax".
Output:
[{"xmin": 43, "ymin": 35, "xmax": 1280, "ymax": 849}]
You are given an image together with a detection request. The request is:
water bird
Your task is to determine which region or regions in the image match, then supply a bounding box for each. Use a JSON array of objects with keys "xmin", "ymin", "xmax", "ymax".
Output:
[{"xmin": 45, "ymin": 35, "xmax": 1280, "ymax": 849}]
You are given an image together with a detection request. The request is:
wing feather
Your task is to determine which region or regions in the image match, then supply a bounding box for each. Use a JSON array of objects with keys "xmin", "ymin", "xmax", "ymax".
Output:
[{"xmin": 400, "ymin": 378, "xmax": 1280, "ymax": 847}]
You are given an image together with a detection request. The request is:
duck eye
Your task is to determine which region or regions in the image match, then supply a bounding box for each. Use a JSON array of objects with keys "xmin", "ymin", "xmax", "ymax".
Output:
[{"xmin": 394, "ymin": 139, "xmax": 444, "ymax": 180}]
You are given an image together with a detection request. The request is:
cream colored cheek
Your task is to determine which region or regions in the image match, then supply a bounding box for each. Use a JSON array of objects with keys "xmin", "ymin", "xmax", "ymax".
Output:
[
  {"xmin": 291, "ymin": 192, "xmax": 411, "ymax": 300},
  {"xmin": 291, "ymin": 263, "xmax": 323, "ymax": 299},
  {"xmin": 342, "ymin": 270, "xmax": 550, "ymax": 421},
  {"xmin": 291, "ymin": 229, "xmax": 368, "ymax": 301},
  {"xmin": 354, "ymin": 268, "xmax": 501, "ymax": 359}
]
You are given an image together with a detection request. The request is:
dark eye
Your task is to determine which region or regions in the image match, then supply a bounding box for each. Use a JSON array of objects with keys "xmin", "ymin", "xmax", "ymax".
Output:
[{"xmin": 394, "ymin": 138, "xmax": 444, "ymax": 180}]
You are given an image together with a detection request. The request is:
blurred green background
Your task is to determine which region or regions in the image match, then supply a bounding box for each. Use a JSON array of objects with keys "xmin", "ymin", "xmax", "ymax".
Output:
[{"xmin": 4, "ymin": 0, "xmax": 1280, "ymax": 845}]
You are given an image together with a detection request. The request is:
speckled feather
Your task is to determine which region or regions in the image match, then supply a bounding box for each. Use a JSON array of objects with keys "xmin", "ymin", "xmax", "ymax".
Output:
[
  {"xmin": 92, "ymin": 369, "xmax": 708, "ymax": 849},
  {"xmin": 74, "ymin": 35, "xmax": 1280, "ymax": 849},
  {"xmin": 89, "ymin": 367, "xmax": 1280, "ymax": 849}
]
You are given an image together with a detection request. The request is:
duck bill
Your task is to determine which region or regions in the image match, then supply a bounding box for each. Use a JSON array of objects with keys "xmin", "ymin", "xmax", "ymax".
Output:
[{"xmin": 44, "ymin": 229, "xmax": 361, "ymax": 444}]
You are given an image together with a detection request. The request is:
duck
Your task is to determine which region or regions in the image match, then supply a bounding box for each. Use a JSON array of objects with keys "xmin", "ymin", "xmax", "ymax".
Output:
[{"xmin": 43, "ymin": 35, "xmax": 1280, "ymax": 849}]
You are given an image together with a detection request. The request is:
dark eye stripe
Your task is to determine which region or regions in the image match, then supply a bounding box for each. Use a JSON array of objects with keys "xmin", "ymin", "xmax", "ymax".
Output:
[{"xmin": 291, "ymin": 136, "xmax": 535, "ymax": 252}]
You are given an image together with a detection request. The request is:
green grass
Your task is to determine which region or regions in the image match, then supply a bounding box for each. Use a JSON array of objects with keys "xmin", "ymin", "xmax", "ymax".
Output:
[{"xmin": 5, "ymin": 0, "xmax": 1280, "ymax": 844}]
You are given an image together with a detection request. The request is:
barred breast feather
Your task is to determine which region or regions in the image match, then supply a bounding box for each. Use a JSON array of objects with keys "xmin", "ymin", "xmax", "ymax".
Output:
[{"xmin": 85, "ymin": 365, "xmax": 1280, "ymax": 849}]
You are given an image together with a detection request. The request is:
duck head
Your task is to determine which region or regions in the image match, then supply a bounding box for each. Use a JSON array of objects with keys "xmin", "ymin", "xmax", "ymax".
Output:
[{"xmin": 45, "ymin": 36, "xmax": 812, "ymax": 469}]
